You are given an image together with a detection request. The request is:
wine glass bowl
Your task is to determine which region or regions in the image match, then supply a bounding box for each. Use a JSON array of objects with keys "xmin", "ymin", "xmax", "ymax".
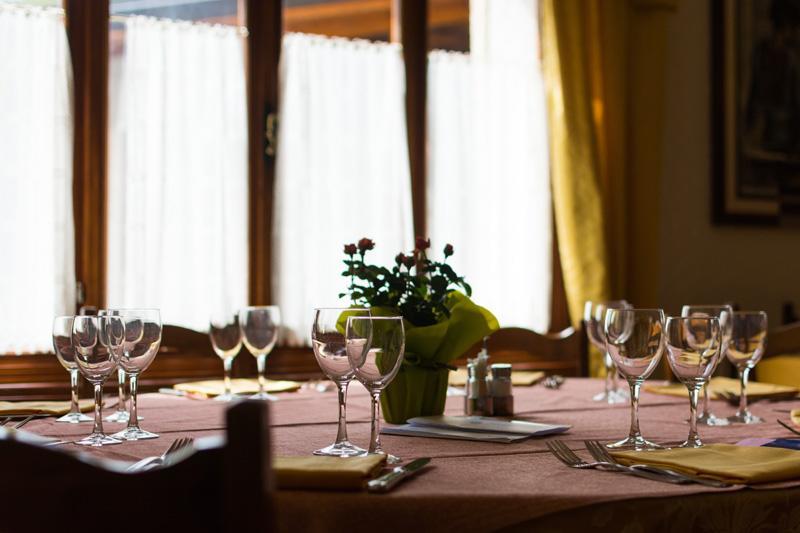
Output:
[
  {"xmin": 52, "ymin": 316, "xmax": 93, "ymax": 423},
  {"xmin": 72, "ymin": 315, "xmax": 125, "ymax": 446},
  {"xmin": 239, "ymin": 306, "xmax": 281, "ymax": 400},
  {"xmin": 665, "ymin": 316, "xmax": 722, "ymax": 448},
  {"xmin": 310, "ymin": 308, "xmax": 371, "ymax": 457},
  {"xmin": 726, "ymin": 311, "xmax": 768, "ymax": 424},
  {"xmin": 210, "ymin": 312, "xmax": 243, "ymax": 402},
  {"xmin": 346, "ymin": 316, "xmax": 405, "ymax": 464},
  {"xmin": 604, "ymin": 308, "xmax": 666, "ymax": 450},
  {"xmin": 111, "ymin": 309, "xmax": 162, "ymax": 441}
]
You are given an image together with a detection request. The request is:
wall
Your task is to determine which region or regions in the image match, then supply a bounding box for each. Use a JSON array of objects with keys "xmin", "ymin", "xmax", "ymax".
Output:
[{"xmin": 658, "ymin": 0, "xmax": 800, "ymax": 323}]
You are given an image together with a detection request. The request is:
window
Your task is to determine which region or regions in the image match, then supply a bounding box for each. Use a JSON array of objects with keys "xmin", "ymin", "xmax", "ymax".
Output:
[
  {"xmin": 0, "ymin": 2, "xmax": 74, "ymax": 353},
  {"xmin": 106, "ymin": 0, "xmax": 248, "ymax": 331}
]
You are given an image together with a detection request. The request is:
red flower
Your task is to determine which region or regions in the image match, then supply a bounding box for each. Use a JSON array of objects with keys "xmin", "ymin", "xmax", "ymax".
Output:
[
  {"xmin": 344, "ymin": 243, "xmax": 357, "ymax": 255},
  {"xmin": 415, "ymin": 236, "xmax": 431, "ymax": 250},
  {"xmin": 395, "ymin": 253, "xmax": 406, "ymax": 265},
  {"xmin": 357, "ymin": 238, "xmax": 375, "ymax": 252},
  {"xmin": 402, "ymin": 255, "xmax": 416, "ymax": 268},
  {"xmin": 443, "ymin": 243, "xmax": 454, "ymax": 257}
]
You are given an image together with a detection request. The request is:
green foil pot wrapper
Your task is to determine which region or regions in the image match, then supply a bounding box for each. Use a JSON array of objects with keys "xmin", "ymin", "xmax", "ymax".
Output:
[{"xmin": 374, "ymin": 292, "xmax": 499, "ymax": 424}]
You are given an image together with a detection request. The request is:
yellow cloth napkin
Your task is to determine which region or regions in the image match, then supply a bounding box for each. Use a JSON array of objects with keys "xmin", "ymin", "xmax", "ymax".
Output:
[
  {"xmin": 448, "ymin": 368, "xmax": 545, "ymax": 387},
  {"xmin": 758, "ymin": 355, "xmax": 800, "ymax": 388},
  {"xmin": 173, "ymin": 378, "xmax": 301, "ymax": 397},
  {"xmin": 612, "ymin": 443, "xmax": 800, "ymax": 484},
  {"xmin": 791, "ymin": 409, "xmax": 800, "ymax": 427},
  {"xmin": 274, "ymin": 455, "xmax": 387, "ymax": 490},
  {"xmin": 0, "ymin": 399, "xmax": 94, "ymax": 416},
  {"xmin": 645, "ymin": 376, "xmax": 797, "ymax": 400}
]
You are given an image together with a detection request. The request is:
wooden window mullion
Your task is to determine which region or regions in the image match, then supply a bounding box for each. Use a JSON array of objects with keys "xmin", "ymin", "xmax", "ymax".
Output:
[{"xmin": 64, "ymin": 0, "xmax": 109, "ymax": 311}]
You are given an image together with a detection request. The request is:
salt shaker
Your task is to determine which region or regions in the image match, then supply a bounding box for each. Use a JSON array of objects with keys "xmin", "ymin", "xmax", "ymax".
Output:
[
  {"xmin": 490, "ymin": 363, "xmax": 514, "ymax": 416},
  {"xmin": 465, "ymin": 359, "xmax": 493, "ymax": 416}
]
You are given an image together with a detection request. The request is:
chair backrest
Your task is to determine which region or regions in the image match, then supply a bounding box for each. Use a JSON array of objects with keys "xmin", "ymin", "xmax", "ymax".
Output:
[
  {"xmin": 456, "ymin": 327, "xmax": 588, "ymax": 376},
  {"xmin": 0, "ymin": 401, "xmax": 273, "ymax": 533},
  {"xmin": 765, "ymin": 321, "xmax": 800, "ymax": 358}
]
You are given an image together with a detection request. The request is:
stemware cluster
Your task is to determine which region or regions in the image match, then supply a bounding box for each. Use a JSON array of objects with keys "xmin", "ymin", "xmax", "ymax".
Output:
[
  {"xmin": 311, "ymin": 308, "xmax": 405, "ymax": 463},
  {"xmin": 585, "ymin": 301, "xmax": 769, "ymax": 451},
  {"xmin": 208, "ymin": 306, "xmax": 281, "ymax": 402},
  {"xmin": 52, "ymin": 309, "xmax": 162, "ymax": 447}
]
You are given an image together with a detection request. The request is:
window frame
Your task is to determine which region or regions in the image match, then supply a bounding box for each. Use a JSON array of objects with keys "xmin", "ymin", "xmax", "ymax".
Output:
[{"xmin": 1, "ymin": 0, "xmax": 568, "ymax": 397}]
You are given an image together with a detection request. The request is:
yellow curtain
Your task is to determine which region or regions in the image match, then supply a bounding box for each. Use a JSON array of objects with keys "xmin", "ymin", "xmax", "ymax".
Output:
[
  {"xmin": 541, "ymin": 0, "xmax": 675, "ymax": 376},
  {"xmin": 540, "ymin": 0, "xmax": 611, "ymax": 375}
]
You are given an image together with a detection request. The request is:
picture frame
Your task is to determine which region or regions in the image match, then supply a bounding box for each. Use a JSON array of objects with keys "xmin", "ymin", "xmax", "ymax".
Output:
[{"xmin": 711, "ymin": 0, "xmax": 800, "ymax": 225}]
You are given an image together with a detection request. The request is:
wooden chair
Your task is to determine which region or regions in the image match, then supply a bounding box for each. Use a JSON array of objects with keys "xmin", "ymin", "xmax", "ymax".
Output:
[
  {"xmin": 457, "ymin": 327, "xmax": 588, "ymax": 376},
  {"xmin": 0, "ymin": 401, "xmax": 273, "ymax": 533},
  {"xmin": 756, "ymin": 321, "xmax": 800, "ymax": 386}
]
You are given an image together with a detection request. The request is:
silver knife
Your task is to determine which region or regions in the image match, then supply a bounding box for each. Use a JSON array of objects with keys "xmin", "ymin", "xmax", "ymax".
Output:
[{"xmin": 367, "ymin": 458, "xmax": 431, "ymax": 493}]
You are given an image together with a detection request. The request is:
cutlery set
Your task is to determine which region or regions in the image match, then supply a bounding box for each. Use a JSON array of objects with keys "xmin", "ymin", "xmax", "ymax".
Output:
[
  {"xmin": 0, "ymin": 415, "xmax": 39, "ymax": 429},
  {"xmin": 126, "ymin": 437, "xmax": 195, "ymax": 473},
  {"xmin": 547, "ymin": 440, "xmax": 733, "ymax": 488}
]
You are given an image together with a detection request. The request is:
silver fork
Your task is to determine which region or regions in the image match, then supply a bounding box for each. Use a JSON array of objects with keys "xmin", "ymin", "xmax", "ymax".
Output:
[
  {"xmin": 0, "ymin": 417, "xmax": 11, "ymax": 427},
  {"xmin": 777, "ymin": 419, "xmax": 800, "ymax": 436},
  {"xmin": 126, "ymin": 437, "xmax": 194, "ymax": 473},
  {"xmin": 584, "ymin": 440, "xmax": 732, "ymax": 488},
  {"xmin": 546, "ymin": 440, "xmax": 682, "ymax": 484}
]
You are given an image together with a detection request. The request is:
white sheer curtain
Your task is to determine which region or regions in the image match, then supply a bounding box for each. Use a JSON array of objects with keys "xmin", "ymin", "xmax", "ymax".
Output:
[
  {"xmin": 108, "ymin": 17, "xmax": 248, "ymax": 331},
  {"xmin": 274, "ymin": 33, "xmax": 414, "ymax": 344},
  {"xmin": 427, "ymin": 0, "xmax": 551, "ymax": 332},
  {"xmin": 0, "ymin": 4, "xmax": 75, "ymax": 354}
]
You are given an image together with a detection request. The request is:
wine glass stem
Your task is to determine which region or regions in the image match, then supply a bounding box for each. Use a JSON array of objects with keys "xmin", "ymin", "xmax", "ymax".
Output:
[
  {"xmin": 117, "ymin": 368, "xmax": 127, "ymax": 411},
  {"xmin": 688, "ymin": 384, "xmax": 700, "ymax": 444},
  {"xmin": 369, "ymin": 391, "xmax": 382, "ymax": 454},
  {"xmin": 334, "ymin": 382, "xmax": 350, "ymax": 445},
  {"xmin": 627, "ymin": 379, "xmax": 643, "ymax": 441},
  {"xmin": 223, "ymin": 358, "xmax": 233, "ymax": 396},
  {"xmin": 127, "ymin": 373, "xmax": 139, "ymax": 429},
  {"xmin": 603, "ymin": 353, "xmax": 612, "ymax": 396},
  {"xmin": 738, "ymin": 366, "xmax": 750, "ymax": 415},
  {"xmin": 92, "ymin": 383, "xmax": 104, "ymax": 436},
  {"xmin": 257, "ymin": 354, "xmax": 267, "ymax": 395},
  {"xmin": 69, "ymin": 368, "xmax": 80, "ymax": 414}
]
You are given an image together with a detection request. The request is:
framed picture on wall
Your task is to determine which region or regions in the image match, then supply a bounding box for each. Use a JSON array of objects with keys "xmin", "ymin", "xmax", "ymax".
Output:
[{"xmin": 711, "ymin": 0, "xmax": 800, "ymax": 225}]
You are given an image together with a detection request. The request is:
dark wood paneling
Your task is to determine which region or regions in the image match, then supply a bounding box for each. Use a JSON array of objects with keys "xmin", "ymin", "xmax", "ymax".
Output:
[
  {"xmin": 392, "ymin": 0, "xmax": 428, "ymax": 238},
  {"xmin": 64, "ymin": 0, "xmax": 109, "ymax": 310}
]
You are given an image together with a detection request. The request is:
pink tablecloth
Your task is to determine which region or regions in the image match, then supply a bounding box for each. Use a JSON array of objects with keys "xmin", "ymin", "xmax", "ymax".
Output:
[{"xmin": 21, "ymin": 378, "xmax": 800, "ymax": 532}]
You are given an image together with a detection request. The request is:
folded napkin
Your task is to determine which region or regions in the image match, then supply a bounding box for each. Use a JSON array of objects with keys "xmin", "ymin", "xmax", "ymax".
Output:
[
  {"xmin": 448, "ymin": 368, "xmax": 544, "ymax": 387},
  {"xmin": 645, "ymin": 376, "xmax": 797, "ymax": 400},
  {"xmin": 274, "ymin": 455, "xmax": 386, "ymax": 491},
  {"xmin": 612, "ymin": 443, "xmax": 800, "ymax": 484},
  {"xmin": 173, "ymin": 379, "xmax": 301, "ymax": 397},
  {"xmin": 0, "ymin": 399, "xmax": 94, "ymax": 416},
  {"xmin": 791, "ymin": 409, "xmax": 800, "ymax": 427}
]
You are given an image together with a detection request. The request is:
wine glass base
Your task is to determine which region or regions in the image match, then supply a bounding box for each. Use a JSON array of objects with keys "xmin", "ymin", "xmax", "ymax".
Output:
[
  {"xmin": 677, "ymin": 438, "xmax": 703, "ymax": 448},
  {"xmin": 592, "ymin": 389, "xmax": 629, "ymax": 404},
  {"xmin": 111, "ymin": 427, "xmax": 159, "ymax": 441},
  {"xmin": 56, "ymin": 412, "xmax": 93, "ymax": 423},
  {"xmin": 213, "ymin": 393, "xmax": 241, "ymax": 402},
  {"xmin": 250, "ymin": 392, "xmax": 280, "ymax": 401},
  {"xmin": 104, "ymin": 410, "xmax": 138, "ymax": 423},
  {"xmin": 383, "ymin": 453, "xmax": 402, "ymax": 465},
  {"xmin": 696, "ymin": 412, "xmax": 729, "ymax": 426},
  {"xmin": 606, "ymin": 436, "xmax": 664, "ymax": 451},
  {"xmin": 727, "ymin": 412, "xmax": 763, "ymax": 424},
  {"xmin": 313, "ymin": 441, "xmax": 367, "ymax": 457},
  {"xmin": 75, "ymin": 433, "xmax": 121, "ymax": 447}
]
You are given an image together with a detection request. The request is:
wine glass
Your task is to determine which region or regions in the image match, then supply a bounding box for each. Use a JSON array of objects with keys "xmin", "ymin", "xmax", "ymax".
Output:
[
  {"xmin": 210, "ymin": 311, "xmax": 243, "ymax": 402},
  {"xmin": 665, "ymin": 316, "xmax": 722, "ymax": 448},
  {"xmin": 72, "ymin": 315, "xmax": 125, "ymax": 446},
  {"xmin": 584, "ymin": 300, "xmax": 631, "ymax": 403},
  {"xmin": 99, "ymin": 310, "xmax": 132, "ymax": 424},
  {"xmin": 604, "ymin": 308, "xmax": 666, "ymax": 450},
  {"xmin": 52, "ymin": 316, "xmax": 92, "ymax": 423},
  {"xmin": 680, "ymin": 305, "xmax": 733, "ymax": 426},
  {"xmin": 310, "ymin": 308, "xmax": 371, "ymax": 457},
  {"xmin": 346, "ymin": 316, "xmax": 405, "ymax": 464},
  {"xmin": 111, "ymin": 309, "xmax": 162, "ymax": 440},
  {"xmin": 239, "ymin": 306, "xmax": 281, "ymax": 400},
  {"xmin": 726, "ymin": 311, "xmax": 768, "ymax": 424}
]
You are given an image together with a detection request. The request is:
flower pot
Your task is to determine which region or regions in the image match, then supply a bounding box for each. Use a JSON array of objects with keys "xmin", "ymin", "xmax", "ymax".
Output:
[{"xmin": 380, "ymin": 364, "xmax": 449, "ymax": 424}]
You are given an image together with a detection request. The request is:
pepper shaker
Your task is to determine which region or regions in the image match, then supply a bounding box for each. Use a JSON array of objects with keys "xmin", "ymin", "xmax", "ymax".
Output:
[{"xmin": 490, "ymin": 363, "xmax": 514, "ymax": 416}]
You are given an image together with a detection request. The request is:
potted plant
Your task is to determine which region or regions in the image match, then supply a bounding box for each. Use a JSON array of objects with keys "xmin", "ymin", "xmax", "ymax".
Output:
[{"xmin": 341, "ymin": 237, "xmax": 499, "ymax": 423}]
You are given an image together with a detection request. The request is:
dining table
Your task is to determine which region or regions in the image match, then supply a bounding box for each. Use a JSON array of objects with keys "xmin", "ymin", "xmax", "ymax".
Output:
[{"xmin": 19, "ymin": 377, "xmax": 800, "ymax": 532}]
